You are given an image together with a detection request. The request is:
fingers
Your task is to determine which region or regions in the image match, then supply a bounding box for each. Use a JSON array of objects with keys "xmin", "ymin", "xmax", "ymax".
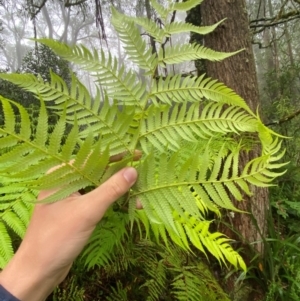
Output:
[
  {"xmin": 80, "ymin": 167, "xmax": 138, "ymax": 223},
  {"xmin": 109, "ymin": 150, "xmax": 142, "ymax": 163}
]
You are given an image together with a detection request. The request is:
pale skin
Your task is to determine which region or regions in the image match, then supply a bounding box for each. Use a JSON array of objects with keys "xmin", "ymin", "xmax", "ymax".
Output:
[{"xmin": 0, "ymin": 166, "xmax": 138, "ymax": 301}]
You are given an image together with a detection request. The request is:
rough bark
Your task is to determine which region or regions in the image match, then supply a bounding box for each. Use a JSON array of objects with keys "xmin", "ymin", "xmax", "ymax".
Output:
[
  {"xmin": 201, "ymin": 0, "xmax": 268, "ymax": 252},
  {"xmin": 197, "ymin": 2, "xmax": 269, "ymax": 299},
  {"xmin": 185, "ymin": 0, "xmax": 270, "ymax": 259},
  {"xmin": 201, "ymin": 0, "xmax": 268, "ymax": 247}
]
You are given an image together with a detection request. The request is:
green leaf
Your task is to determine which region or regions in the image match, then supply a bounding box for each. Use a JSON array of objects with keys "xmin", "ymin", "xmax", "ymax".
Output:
[
  {"xmin": 158, "ymin": 43, "xmax": 243, "ymax": 65},
  {"xmin": 164, "ymin": 19, "xmax": 226, "ymax": 36}
]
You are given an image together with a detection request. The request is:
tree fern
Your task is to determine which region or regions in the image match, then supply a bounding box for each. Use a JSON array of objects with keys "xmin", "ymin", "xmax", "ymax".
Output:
[{"xmin": 0, "ymin": 0, "xmax": 286, "ymax": 274}]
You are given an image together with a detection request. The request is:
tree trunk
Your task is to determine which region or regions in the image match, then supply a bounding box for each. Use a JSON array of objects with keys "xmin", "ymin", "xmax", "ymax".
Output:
[
  {"xmin": 197, "ymin": 1, "xmax": 269, "ymax": 299},
  {"xmin": 201, "ymin": 0, "xmax": 268, "ymax": 248}
]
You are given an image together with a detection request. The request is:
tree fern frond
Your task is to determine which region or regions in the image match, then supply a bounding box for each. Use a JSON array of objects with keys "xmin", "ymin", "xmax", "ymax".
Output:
[
  {"xmin": 164, "ymin": 19, "xmax": 226, "ymax": 36},
  {"xmin": 172, "ymin": 269, "xmax": 207, "ymax": 301},
  {"xmin": 138, "ymin": 102, "xmax": 258, "ymax": 153},
  {"xmin": 106, "ymin": 281, "xmax": 128, "ymax": 301},
  {"xmin": 0, "ymin": 98, "xmax": 100, "ymax": 202},
  {"xmin": 0, "ymin": 73, "xmax": 136, "ymax": 155},
  {"xmin": 172, "ymin": 0, "xmax": 204, "ymax": 11},
  {"xmin": 120, "ymin": 15, "xmax": 165, "ymax": 43},
  {"xmin": 150, "ymin": 0, "xmax": 169, "ymax": 21},
  {"xmin": 129, "ymin": 135, "xmax": 284, "ymax": 268},
  {"xmin": 158, "ymin": 43, "xmax": 242, "ymax": 66},
  {"xmin": 0, "ymin": 197, "xmax": 33, "ymax": 268},
  {"xmin": 149, "ymin": 74, "xmax": 253, "ymax": 114},
  {"xmin": 32, "ymin": 39, "xmax": 147, "ymax": 106},
  {"xmin": 0, "ymin": 222, "xmax": 13, "ymax": 268},
  {"xmin": 0, "ymin": 0, "xmax": 287, "ymax": 276},
  {"xmin": 112, "ymin": 8, "xmax": 158, "ymax": 73},
  {"xmin": 140, "ymin": 260, "xmax": 166, "ymax": 301},
  {"xmin": 81, "ymin": 210, "xmax": 128, "ymax": 269},
  {"xmin": 1, "ymin": 210, "xmax": 26, "ymax": 237}
]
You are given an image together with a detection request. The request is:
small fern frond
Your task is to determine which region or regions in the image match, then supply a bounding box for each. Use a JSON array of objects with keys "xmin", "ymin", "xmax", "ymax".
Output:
[
  {"xmin": 169, "ymin": 256, "xmax": 231, "ymax": 301},
  {"xmin": 0, "ymin": 222, "xmax": 13, "ymax": 268},
  {"xmin": 172, "ymin": 269, "xmax": 207, "ymax": 301},
  {"xmin": 140, "ymin": 259, "xmax": 166, "ymax": 301},
  {"xmin": 0, "ymin": 197, "xmax": 33, "ymax": 268},
  {"xmin": 81, "ymin": 210, "xmax": 129, "ymax": 270},
  {"xmin": 106, "ymin": 281, "xmax": 128, "ymax": 301},
  {"xmin": 158, "ymin": 43, "xmax": 242, "ymax": 66},
  {"xmin": 164, "ymin": 19, "xmax": 226, "ymax": 37}
]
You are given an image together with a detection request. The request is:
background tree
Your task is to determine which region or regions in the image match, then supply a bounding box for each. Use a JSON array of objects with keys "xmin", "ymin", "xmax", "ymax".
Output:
[
  {"xmin": 188, "ymin": 0, "xmax": 268, "ymax": 249},
  {"xmin": 187, "ymin": 1, "xmax": 269, "ymax": 299}
]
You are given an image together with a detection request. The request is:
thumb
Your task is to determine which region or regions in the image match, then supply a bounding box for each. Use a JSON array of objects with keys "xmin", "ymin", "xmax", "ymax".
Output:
[{"xmin": 80, "ymin": 167, "xmax": 138, "ymax": 221}]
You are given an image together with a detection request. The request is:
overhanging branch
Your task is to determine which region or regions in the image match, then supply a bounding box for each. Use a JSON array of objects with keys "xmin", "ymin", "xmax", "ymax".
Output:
[
  {"xmin": 64, "ymin": 0, "xmax": 88, "ymax": 7},
  {"xmin": 266, "ymin": 108, "xmax": 300, "ymax": 126},
  {"xmin": 250, "ymin": 10, "xmax": 300, "ymax": 29}
]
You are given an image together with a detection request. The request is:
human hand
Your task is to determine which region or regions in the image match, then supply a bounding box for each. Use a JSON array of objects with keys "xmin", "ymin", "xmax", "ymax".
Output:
[{"xmin": 0, "ymin": 163, "xmax": 138, "ymax": 301}]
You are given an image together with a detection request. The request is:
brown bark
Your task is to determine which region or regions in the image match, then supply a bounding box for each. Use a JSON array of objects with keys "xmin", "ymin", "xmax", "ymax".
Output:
[{"xmin": 200, "ymin": 1, "xmax": 268, "ymax": 299}]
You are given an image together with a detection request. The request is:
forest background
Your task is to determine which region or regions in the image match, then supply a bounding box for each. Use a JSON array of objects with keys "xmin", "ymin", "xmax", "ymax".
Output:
[{"xmin": 1, "ymin": 0, "xmax": 300, "ymax": 300}]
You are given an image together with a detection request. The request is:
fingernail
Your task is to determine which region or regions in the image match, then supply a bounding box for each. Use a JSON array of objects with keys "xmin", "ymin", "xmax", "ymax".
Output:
[{"xmin": 123, "ymin": 167, "xmax": 138, "ymax": 185}]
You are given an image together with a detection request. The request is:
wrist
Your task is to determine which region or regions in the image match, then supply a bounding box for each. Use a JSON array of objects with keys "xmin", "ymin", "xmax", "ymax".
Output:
[{"xmin": 0, "ymin": 249, "xmax": 56, "ymax": 301}]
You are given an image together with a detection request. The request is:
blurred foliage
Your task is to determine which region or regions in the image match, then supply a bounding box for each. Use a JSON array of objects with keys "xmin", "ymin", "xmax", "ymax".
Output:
[
  {"xmin": 0, "ymin": 44, "xmax": 71, "ymax": 109},
  {"xmin": 47, "ymin": 238, "xmax": 230, "ymax": 301},
  {"xmin": 21, "ymin": 44, "xmax": 71, "ymax": 84},
  {"xmin": 242, "ymin": 211, "xmax": 300, "ymax": 301},
  {"xmin": 242, "ymin": 57, "xmax": 300, "ymax": 300}
]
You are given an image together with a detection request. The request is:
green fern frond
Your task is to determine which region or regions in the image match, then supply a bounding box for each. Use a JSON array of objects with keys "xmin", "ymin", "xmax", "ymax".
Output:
[
  {"xmin": 149, "ymin": 74, "xmax": 253, "ymax": 114},
  {"xmin": 129, "ymin": 137, "xmax": 284, "ymax": 269},
  {"xmin": 120, "ymin": 16, "xmax": 165, "ymax": 43},
  {"xmin": 158, "ymin": 43, "xmax": 242, "ymax": 66},
  {"xmin": 150, "ymin": 0, "xmax": 169, "ymax": 21},
  {"xmin": 81, "ymin": 210, "xmax": 129, "ymax": 270},
  {"xmin": 106, "ymin": 281, "xmax": 128, "ymax": 301},
  {"xmin": 172, "ymin": 269, "xmax": 207, "ymax": 301},
  {"xmin": 139, "ymin": 102, "xmax": 258, "ymax": 153},
  {"xmin": 0, "ymin": 0, "xmax": 287, "ymax": 274},
  {"xmin": 0, "ymin": 197, "xmax": 33, "ymax": 268},
  {"xmin": 0, "ymin": 97, "xmax": 117, "ymax": 203},
  {"xmin": 140, "ymin": 259, "xmax": 166, "ymax": 301},
  {"xmin": 164, "ymin": 19, "xmax": 226, "ymax": 36},
  {"xmin": 0, "ymin": 222, "xmax": 13, "ymax": 268},
  {"xmin": 0, "ymin": 73, "xmax": 136, "ymax": 155},
  {"xmin": 111, "ymin": 8, "xmax": 158, "ymax": 73},
  {"xmin": 33, "ymin": 39, "xmax": 147, "ymax": 106},
  {"xmin": 172, "ymin": 0, "xmax": 204, "ymax": 11},
  {"xmin": 169, "ymin": 255, "xmax": 231, "ymax": 301}
]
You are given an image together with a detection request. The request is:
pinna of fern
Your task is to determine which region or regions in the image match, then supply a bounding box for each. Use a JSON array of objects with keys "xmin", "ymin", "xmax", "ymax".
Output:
[{"xmin": 0, "ymin": 0, "xmax": 287, "ymax": 272}]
